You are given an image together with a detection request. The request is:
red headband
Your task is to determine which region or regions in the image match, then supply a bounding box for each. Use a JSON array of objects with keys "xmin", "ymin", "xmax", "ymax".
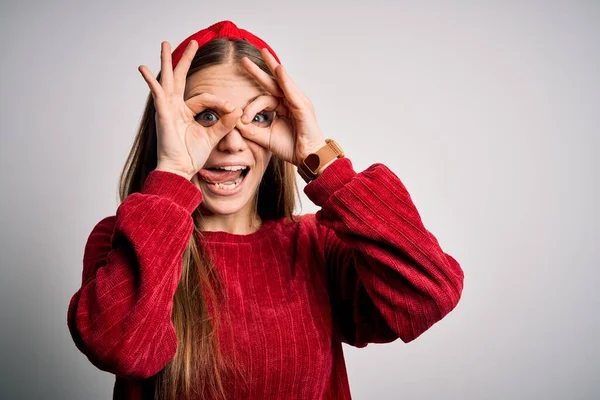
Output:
[{"xmin": 170, "ymin": 20, "xmax": 281, "ymax": 69}]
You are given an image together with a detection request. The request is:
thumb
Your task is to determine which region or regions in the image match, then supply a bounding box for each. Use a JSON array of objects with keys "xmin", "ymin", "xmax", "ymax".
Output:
[{"xmin": 236, "ymin": 119, "xmax": 271, "ymax": 150}]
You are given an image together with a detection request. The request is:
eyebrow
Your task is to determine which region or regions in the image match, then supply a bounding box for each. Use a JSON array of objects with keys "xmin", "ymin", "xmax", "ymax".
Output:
[{"xmin": 185, "ymin": 92, "xmax": 266, "ymax": 108}]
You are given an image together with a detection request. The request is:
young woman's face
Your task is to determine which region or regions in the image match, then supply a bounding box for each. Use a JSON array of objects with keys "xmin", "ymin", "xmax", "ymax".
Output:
[{"xmin": 184, "ymin": 62, "xmax": 273, "ymax": 217}]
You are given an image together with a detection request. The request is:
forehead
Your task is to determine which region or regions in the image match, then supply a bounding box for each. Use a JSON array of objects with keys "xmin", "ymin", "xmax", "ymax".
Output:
[{"xmin": 183, "ymin": 63, "xmax": 266, "ymax": 105}]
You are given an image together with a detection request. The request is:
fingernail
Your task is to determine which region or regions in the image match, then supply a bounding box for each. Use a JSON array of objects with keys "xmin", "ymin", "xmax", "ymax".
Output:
[{"xmin": 241, "ymin": 115, "xmax": 249, "ymax": 123}]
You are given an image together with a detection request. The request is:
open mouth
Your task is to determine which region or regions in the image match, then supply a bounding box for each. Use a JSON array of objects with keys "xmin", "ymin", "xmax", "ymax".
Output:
[{"xmin": 198, "ymin": 166, "xmax": 250, "ymax": 191}]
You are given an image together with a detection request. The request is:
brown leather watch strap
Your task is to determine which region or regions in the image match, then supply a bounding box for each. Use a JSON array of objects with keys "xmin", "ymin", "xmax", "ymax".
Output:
[{"xmin": 297, "ymin": 139, "xmax": 344, "ymax": 183}]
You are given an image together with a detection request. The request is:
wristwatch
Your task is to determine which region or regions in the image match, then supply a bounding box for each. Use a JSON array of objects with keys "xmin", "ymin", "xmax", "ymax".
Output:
[{"xmin": 297, "ymin": 139, "xmax": 345, "ymax": 183}]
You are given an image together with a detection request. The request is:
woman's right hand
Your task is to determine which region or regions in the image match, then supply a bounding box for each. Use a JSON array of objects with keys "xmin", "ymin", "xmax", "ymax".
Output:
[{"xmin": 138, "ymin": 40, "xmax": 242, "ymax": 181}]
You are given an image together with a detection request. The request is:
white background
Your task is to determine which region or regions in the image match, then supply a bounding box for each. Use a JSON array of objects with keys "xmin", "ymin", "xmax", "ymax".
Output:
[{"xmin": 0, "ymin": 1, "xmax": 598, "ymax": 399}]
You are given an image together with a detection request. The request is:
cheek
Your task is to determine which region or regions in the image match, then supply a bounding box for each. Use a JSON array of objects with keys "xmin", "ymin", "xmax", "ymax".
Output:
[
  {"xmin": 260, "ymin": 150, "xmax": 273, "ymax": 172},
  {"xmin": 249, "ymin": 143, "xmax": 272, "ymax": 173}
]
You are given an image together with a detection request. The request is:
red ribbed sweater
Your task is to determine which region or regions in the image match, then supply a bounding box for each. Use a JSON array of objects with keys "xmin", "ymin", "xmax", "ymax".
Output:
[{"xmin": 67, "ymin": 157, "xmax": 464, "ymax": 399}]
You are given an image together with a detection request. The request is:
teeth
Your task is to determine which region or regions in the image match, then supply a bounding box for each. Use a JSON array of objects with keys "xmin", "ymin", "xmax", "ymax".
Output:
[
  {"xmin": 215, "ymin": 165, "xmax": 247, "ymax": 171},
  {"xmin": 213, "ymin": 175, "xmax": 244, "ymax": 190}
]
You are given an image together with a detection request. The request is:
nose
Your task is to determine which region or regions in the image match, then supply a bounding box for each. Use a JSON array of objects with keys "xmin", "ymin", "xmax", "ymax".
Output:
[{"xmin": 216, "ymin": 127, "xmax": 248, "ymax": 153}]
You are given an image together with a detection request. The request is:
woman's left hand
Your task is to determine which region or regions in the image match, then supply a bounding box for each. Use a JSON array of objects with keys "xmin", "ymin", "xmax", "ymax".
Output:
[{"xmin": 237, "ymin": 48, "xmax": 326, "ymax": 166}]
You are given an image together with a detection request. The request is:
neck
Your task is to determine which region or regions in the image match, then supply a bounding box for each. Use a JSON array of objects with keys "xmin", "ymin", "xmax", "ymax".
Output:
[{"xmin": 199, "ymin": 208, "xmax": 262, "ymax": 235}]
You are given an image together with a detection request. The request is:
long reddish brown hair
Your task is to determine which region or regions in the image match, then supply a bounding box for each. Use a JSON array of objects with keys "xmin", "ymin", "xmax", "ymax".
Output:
[{"xmin": 118, "ymin": 38, "xmax": 298, "ymax": 399}]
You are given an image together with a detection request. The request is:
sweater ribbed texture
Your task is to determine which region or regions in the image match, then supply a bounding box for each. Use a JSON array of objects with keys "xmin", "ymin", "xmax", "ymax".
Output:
[{"xmin": 67, "ymin": 157, "xmax": 464, "ymax": 399}]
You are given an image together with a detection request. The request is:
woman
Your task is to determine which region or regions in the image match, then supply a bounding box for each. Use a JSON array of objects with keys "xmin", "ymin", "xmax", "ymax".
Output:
[{"xmin": 67, "ymin": 20, "xmax": 464, "ymax": 400}]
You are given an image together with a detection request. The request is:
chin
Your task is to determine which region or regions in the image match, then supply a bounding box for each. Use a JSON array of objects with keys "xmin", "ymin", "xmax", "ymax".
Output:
[{"xmin": 199, "ymin": 195, "xmax": 251, "ymax": 216}]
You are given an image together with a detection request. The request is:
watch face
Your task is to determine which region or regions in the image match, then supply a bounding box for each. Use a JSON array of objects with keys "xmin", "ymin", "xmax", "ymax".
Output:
[{"xmin": 305, "ymin": 154, "xmax": 320, "ymax": 171}]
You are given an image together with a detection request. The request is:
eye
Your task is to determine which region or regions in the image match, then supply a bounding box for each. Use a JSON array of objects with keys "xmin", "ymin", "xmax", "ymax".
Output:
[
  {"xmin": 195, "ymin": 109, "xmax": 219, "ymax": 126},
  {"xmin": 252, "ymin": 111, "xmax": 275, "ymax": 128}
]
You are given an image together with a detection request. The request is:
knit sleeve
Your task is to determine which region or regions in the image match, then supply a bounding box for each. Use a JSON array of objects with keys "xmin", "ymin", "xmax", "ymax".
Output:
[
  {"xmin": 304, "ymin": 157, "xmax": 464, "ymax": 347},
  {"xmin": 67, "ymin": 170, "xmax": 202, "ymax": 378}
]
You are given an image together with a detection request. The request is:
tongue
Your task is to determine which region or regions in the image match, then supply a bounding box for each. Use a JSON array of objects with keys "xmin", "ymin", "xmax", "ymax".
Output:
[{"xmin": 198, "ymin": 168, "xmax": 243, "ymax": 184}]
